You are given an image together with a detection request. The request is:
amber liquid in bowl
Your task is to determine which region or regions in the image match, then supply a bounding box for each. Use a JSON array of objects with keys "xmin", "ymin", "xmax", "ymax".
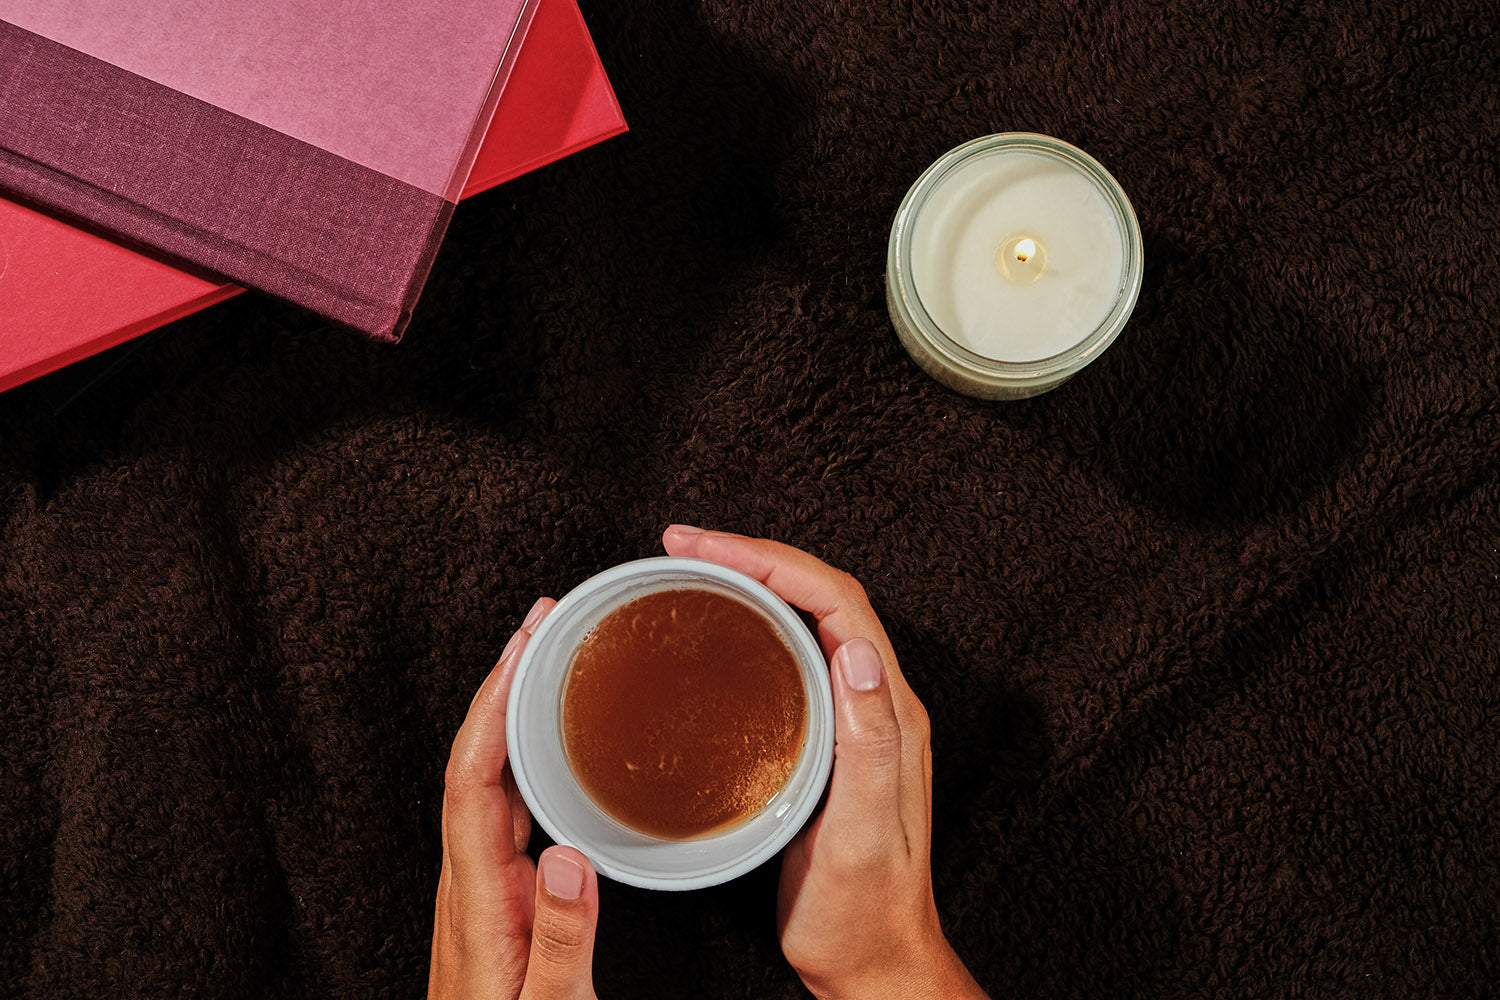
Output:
[{"xmin": 561, "ymin": 587, "xmax": 808, "ymax": 839}]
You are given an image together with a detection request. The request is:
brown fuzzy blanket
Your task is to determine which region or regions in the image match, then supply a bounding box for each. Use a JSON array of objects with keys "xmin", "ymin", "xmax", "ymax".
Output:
[{"xmin": 3, "ymin": 1, "xmax": 1497, "ymax": 996}]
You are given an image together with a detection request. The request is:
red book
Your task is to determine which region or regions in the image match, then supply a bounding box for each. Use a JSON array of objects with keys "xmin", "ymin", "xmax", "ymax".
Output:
[{"xmin": 0, "ymin": 0, "xmax": 624, "ymax": 394}]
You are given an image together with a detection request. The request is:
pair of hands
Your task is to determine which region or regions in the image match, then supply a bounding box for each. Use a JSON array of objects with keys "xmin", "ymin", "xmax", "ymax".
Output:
[{"xmin": 429, "ymin": 526, "xmax": 987, "ymax": 1000}]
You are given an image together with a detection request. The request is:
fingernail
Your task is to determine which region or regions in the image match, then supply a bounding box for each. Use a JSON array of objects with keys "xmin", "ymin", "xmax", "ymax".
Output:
[
  {"xmin": 522, "ymin": 597, "xmax": 549, "ymax": 629},
  {"xmin": 541, "ymin": 853, "xmax": 585, "ymax": 900},
  {"xmin": 668, "ymin": 523, "xmax": 704, "ymax": 537},
  {"xmin": 840, "ymin": 638, "xmax": 885, "ymax": 692},
  {"xmin": 499, "ymin": 629, "xmax": 527, "ymax": 664}
]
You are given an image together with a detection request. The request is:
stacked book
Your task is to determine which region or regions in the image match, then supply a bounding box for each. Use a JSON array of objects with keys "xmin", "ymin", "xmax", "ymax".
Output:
[{"xmin": 0, "ymin": 0, "xmax": 626, "ymax": 392}]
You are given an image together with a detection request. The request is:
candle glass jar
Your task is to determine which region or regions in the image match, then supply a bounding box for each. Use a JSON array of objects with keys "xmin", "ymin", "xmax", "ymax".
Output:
[{"xmin": 886, "ymin": 133, "xmax": 1143, "ymax": 400}]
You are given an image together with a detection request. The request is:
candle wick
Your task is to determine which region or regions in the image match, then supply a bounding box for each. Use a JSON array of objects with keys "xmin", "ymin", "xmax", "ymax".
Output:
[{"xmin": 995, "ymin": 236, "xmax": 1044, "ymax": 283}]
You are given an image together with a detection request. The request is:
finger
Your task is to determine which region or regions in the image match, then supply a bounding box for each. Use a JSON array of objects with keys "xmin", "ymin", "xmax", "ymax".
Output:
[
  {"xmin": 821, "ymin": 638, "xmax": 907, "ymax": 852},
  {"xmin": 522, "ymin": 847, "xmax": 600, "ymax": 1000},
  {"xmin": 908, "ymin": 694, "xmax": 935, "ymax": 859},
  {"xmin": 503, "ymin": 768, "xmax": 533, "ymax": 854},
  {"xmin": 443, "ymin": 597, "xmax": 554, "ymax": 878},
  {"xmin": 661, "ymin": 525, "xmax": 894, "ymax": 665}
]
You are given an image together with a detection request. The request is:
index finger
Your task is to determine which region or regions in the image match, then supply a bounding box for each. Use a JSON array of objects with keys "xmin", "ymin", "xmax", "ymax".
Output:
[
  {"xmin": 443, "ymin": 597, "xmax": 554, "ymax": 875},
  {"xmin": 661, "ymin": 525, "xmax": 894, "ymax": 666}
]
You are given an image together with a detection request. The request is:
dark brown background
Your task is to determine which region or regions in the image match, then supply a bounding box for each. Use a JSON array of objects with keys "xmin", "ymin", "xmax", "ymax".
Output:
[{"xmin": 2, "ymin": 1, "xmax": 1497, "ymax": 996}]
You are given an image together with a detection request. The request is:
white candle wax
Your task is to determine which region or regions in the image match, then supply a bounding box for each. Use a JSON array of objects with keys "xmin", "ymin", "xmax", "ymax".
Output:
[{"xmin": 909, "ymin": 148, "xmax": 1125, "ymax": 362}]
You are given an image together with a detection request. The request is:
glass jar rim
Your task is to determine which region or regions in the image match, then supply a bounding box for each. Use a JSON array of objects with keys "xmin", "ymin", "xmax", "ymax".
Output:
[{"xmin": 887, "ymin": 132, "xmax": 1144, "ymax": 386}]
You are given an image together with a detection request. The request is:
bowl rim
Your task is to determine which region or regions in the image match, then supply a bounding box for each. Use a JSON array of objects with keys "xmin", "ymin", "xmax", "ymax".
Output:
[{"xmin": 505, "ymin": 556, "xmax": 836, "ymax": 890}]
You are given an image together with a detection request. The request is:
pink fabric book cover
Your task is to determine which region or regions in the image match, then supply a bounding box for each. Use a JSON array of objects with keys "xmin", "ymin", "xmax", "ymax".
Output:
[
  {"xmin": 0, "ymin": 0, "xmax": 537, "ymax": 340},
  {"xmin": 0, "ymin": 0, "xmax": 626, "ymax": 395}
]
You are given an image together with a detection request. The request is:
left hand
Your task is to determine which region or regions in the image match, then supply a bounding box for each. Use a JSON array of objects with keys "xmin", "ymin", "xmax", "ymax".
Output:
[{"xmin": 429, "ymin": 597, "xmax": 602, "ymax": 1000}]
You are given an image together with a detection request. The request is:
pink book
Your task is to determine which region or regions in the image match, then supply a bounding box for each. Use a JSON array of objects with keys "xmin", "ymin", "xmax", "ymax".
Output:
[{"xmin": 0, "ymin": 0, "xmax": 537, "ymax": 339}]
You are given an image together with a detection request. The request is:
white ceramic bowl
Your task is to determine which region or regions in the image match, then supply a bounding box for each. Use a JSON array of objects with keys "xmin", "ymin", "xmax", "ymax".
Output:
[{"xmin": 506, "ymin": 557, "xmax": 835, "ymax": 891}]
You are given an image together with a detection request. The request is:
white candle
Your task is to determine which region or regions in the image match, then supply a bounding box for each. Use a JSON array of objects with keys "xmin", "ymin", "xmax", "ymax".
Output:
[
  {"xmin": 909, "ymin": 149, "xmax": 1125, "ymax": 362},
  {"xmin": 886, "ymin": 134, "xmax": 1142, "ymax": 400}
]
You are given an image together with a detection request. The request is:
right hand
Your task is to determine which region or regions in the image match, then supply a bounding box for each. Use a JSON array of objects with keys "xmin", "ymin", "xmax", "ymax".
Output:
[{"xmin": 662, "ymin": 526, "xmax": 989, "ymax": 1000}]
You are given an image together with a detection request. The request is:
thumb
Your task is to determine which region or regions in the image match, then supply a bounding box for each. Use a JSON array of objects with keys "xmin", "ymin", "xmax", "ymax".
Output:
[
  {"xmin": 522, "ymin": 847, "xmax": 600, "ymax": 1000},
  {"xmin": 823, "ymin": 638, "xmax": 905, "ymax": 845}
]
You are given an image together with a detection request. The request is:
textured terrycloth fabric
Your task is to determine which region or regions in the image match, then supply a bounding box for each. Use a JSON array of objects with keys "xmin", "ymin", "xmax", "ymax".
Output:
[{"xmin": 1, "ymin": 1, "xmax": 1497, "ymax": 997}]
